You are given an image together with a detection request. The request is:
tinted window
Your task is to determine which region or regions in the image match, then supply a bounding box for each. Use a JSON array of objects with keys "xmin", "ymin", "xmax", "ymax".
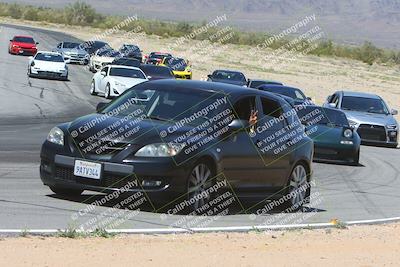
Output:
[
  {"xmin": 260, "ymin": 97, "xmax": 285, "ymax": 130},
  {"xmin": 13, "ymin": 37, "xmax": 35, "ymax": 43},
  {"xmin": 101, "ymin": 85, "xmax": 225, "ymax": 126},
  {"xmin": 63, "ymin": 42, "xmax": 79, "ymax": 48},
  {"xmin": 233, "ymin": 97, "xmax": 256, "ymax": 120},
  {"xmin": 35, "ymin": 53, "xmax": 64, "ymax": 62},
  {"xmin": 297, "ymin": 107, "xmax": 349, "ymax": 127},
  {"xmin": 260, "ymin": 86, "xmax": 306, "ymax": 100},
  {"xmin": 140, "ymin": 65, "xmax": 174, "ymax": 77},
  {"xmin": 213, "ymin": 71, "xmax": 246, "ymax": 81},
  {"xmin": 165, "ymin": 58, "xmax": 187, "ymax": 71},
  {"xmin": 341, "ymin": 96, "xmax": 388, "ymax": 114},
  {"xmin": 112, "ymin": 58, "xmax": 140, "ymax": 67},
  {"xmin": 109, "ymin": 68, "xmax": 145, "ymax": 79}
]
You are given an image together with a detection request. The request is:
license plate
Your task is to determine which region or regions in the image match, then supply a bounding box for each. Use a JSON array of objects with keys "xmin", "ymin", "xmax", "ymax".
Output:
[{"xmin": 74, "ymin": 160, "xmax": 102, "ymax": 179}]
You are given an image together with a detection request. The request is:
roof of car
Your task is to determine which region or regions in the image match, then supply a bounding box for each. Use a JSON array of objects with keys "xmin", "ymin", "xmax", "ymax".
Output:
[
  {"xmin": 107, "ymin": 65, "xmax": 142, "ymax": 70},
  {"xmin": 213, "ymin": 69, "xmax": 245, "ymax": 74},
  {"xmin": 13, "ymin": 35, "xmax": 34, "ymax": 38},
  {"xmin": 36, "ymin": 51, "xmax": 62, "ymax": 55},
  {"xmin": 341, "ymin": 91, "xmax": 380, "ymax": 99},
  {"xmin": 258, "ymin": 84, "xmax": 300, "ymax": 91},
  {"xmin": 145, "ymin": 79, "xmax": 283, "ymax": 100},
  {"xmin": 250, "ymin": 79, "xmax": 283, "ymax": 84}
]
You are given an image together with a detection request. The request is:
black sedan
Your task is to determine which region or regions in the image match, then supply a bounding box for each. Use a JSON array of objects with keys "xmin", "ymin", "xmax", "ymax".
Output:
[
  {"xmin": 112, "ymin": 57, "xmax": 141, "ymax": 67},
  {"xmin": 40, "ymin": 80, "xmax": 313, "ymax": 211},
  {"xmin": 207, "ymin": 70, "xmax": 248, "ymax": 86},
  {"xmin": 297, "ymin": 106, "xmax": 361, "ymax": 165},
  {"xmin": 119, "ymin": 44, "xmax": 142, "ymax": 62},
  {"xmin": 258, "ymin": 85, "xmax": 313, "ymax": 106},
  {"xmin": 139, "ymin": 64, "xmax": 175, "ymax": 80}
]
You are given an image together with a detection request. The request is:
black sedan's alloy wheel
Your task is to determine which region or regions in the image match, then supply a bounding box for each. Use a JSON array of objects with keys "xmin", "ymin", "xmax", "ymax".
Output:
[{"xmin": 187, "ymin": 162, "xmax": 214, "ymax": 212}]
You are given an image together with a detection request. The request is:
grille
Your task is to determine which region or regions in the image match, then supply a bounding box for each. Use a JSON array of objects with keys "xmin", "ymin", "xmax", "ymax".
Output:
[
  {"xmin": 54, "ymin": 166, "xmax": 137, "ymax": 189},
  {"xmin": 38, "ymin": 71, "xmax": 62, "ymax": 78},
  {"xmin": 357, "ymin": 124, "xmax": 386, "ymax": 141},
  {"xmin": 77, "ymin": 141, "xmax": 129, "ymax": 156}
]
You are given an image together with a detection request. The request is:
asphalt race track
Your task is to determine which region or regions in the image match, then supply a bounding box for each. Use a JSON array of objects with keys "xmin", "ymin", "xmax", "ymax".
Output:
[{"xmin": 0, "ymin": 24, "xmax": 399, "ymax": 231}]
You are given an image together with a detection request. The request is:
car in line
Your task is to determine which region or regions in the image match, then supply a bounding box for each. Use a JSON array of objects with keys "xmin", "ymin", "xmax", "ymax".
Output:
[
  {"xmin": 144, "ymin": 52, "xmax": 172, "ymax": 65},
  {"xmin": 9, "ymin": 35, "xmax": 38, "ymax": 55},
  {"xmin": 27, "ymin": 51, "xmax": 69, "ymax": 80},
  {"xmin": 297, "ymin": 106, "xmax": 361, "ymax": 165},
  {"xmin": 207, "ymin": 70, "xmax": 248, "ymax": 86},
  {"xmin": 54, "ymin": 41, "xmax": 89, "ymax": 65},
  {"xmin": 159, "ymin": 57, "xmax": 192, "ymax": 79},
  {"xmin": 40, "ymin": 80, "xmax": 313, "ymax": 211},
  {"xmin": 119, "ymin": 44, "xmax": 143, "ymax": 62},
  {"xmin": 257, "ymin": 85, "xmax": 313, "ymax": 106},
  {"xmin": 139, "ymin": 64, "xmax": 175, "ymax": 80},
  {"xmin": 89, "ymin": 48, "xmax": 123, "ymax": 73},
  {"xmin": 111, "ymin": 57, "xmax": 141, "ymax": 67},
  {"xmin": 247, "ymin": 79, "xmax": 283, "ymax": 89},
  {"xmin": 90, "ymin": 65, "xmax": 148, "ymax": 99},
  {"xmin": 79, "ymin": 40, "xmax": 110, "ymax": 56},
  {"xmin": 324, "ymin": 91, "xmax": 398, "ymax": 148}
]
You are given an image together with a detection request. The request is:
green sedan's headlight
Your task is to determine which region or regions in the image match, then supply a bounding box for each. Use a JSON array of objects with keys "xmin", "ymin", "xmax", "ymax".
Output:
[
  {"xmin": 135, "ymin": 143, "xmax": 185, "ymax": 157},
  {"xmin": 343, "ymin": 129, "xmax": 353, "ymax": 138},
  {"xmin": 47, "ymin": 127, "xmax": 64, "ymax": 146}
]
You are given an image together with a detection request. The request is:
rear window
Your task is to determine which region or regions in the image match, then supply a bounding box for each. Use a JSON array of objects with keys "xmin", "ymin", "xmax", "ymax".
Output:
[
  {"xmin": 140, "ymin": 65, "xmax": 173, "ymax": 77},
  {"xmin": 297, "ymin": 107, "xmax": 349, "ymax": 127}
]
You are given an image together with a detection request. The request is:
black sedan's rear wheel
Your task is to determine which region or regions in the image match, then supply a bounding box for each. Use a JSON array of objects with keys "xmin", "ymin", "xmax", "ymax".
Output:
[{"xmin": 49, "ymin": 186, "xmax": 83, "ymax": 197}]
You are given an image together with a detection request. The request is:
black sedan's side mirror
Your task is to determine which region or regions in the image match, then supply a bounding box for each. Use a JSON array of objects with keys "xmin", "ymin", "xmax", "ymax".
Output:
[
  {"xmin": 96, "ymin": 102, "xmax": 108, "ymax": 112},
  {"xmin": 228, "ymin": 119, "xmax": 250, "ymax": 133},
  {"xmin": 207, "ymin": 74, "xmax": 212, "ymax": 79}
]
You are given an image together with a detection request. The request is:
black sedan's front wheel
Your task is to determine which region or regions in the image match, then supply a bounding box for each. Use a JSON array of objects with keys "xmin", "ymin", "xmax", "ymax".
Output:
[
  {"xmin": 186, "ymin": 161, "xmax": 215, "ymax": 213},
  {"xmin": 284, "ymin": 163, "xmax": 309, "ymax": 211}
]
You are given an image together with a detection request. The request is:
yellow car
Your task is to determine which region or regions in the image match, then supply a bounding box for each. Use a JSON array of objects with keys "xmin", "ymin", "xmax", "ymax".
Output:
[{"xmin": 159, "ymin": 57, "xmax": 192, "ymax": 79}]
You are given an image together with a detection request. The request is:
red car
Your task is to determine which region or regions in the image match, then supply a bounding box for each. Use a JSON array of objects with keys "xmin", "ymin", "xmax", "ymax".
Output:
[{"xmin": 9, "ymin": 35, "xmax": 38, "ymax": 55}]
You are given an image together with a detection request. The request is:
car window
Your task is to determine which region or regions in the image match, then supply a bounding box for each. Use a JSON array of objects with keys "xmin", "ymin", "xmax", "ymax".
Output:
[
  {"xmin": 233, "ymin": 97, "xmax": 257, "ymax": 121},
  {"xmin": 13, "ymin": 37, "xmax": 35, "ymax": 43},
  {"xmin": 35, "ymin": 53, "xmax": 64, "ymax": 62},
  {"xmin": 341, "ymin": 96, "xmax": 389, "ymax": 114},
  {"xmin": 260, "ymin": 97, "xmax": 285, "ymax": 129},
  {"xmin": 109, "ymin": 68, "xmax": 145, "ymax": 79}
]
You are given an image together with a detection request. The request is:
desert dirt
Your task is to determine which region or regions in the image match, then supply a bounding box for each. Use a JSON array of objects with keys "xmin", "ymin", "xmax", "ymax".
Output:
[{"xmin": 1, "ymin": 223, "xmax": 400, "ymax": 266}]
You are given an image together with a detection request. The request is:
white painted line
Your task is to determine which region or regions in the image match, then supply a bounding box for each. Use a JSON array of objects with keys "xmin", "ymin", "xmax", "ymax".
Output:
[{"xmin": 1, "ymin": 216, "xmax": 400, "ymax": 234}]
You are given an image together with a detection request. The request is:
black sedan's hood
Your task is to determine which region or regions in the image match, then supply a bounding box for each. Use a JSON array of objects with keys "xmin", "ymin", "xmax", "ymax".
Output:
[{"xmin": 67, "ymin": 113, "xmax": 195, "ymax": 150}]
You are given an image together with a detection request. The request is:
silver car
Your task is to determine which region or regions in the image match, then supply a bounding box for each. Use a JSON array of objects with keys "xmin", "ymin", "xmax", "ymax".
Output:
[
  {"xmin": 54, "ymin": 42, "xmax": 89, "ymax": 65},
  {"xmin": 324, "ymin": 91, "xmax": 398, "ymax": 148}
]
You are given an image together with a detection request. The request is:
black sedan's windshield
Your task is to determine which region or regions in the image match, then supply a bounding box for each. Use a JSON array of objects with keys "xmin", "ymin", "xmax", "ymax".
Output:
[
  {"xmin": 213, "ymin": 71, "xmax": 246, "ymax": 81},
  {"xmin": 341, "ymin": 96, "xmax": 388, "ymax": 114},
  {"xmin": 101, "ymin": 85, "xmax": 227, "ymax": 125},
  {"xmin": 297, "ymin": 107, "xmax": 349, "ymax": 127},
  {"xmin": 35, "ymin": 53, "xmax": 64, "ymax": 62},
  {"xmin": 109, "ymin": 68, "xmax": 145, "ymax": 79},
  {"xmin": 140, "ymin": 65, "xmax": 174, "ymax": 77}
]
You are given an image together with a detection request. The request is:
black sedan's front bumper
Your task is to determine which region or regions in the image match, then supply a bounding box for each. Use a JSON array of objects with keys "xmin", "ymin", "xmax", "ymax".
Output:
[{"xmin": 40, "ymin": 142, "xmax": 192, "ymax": 204}]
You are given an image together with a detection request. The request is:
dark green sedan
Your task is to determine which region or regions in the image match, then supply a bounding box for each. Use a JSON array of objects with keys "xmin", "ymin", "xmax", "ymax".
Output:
[{"xmin": 297, "ymin": 106, "xmax": 361, "ymax": 165}]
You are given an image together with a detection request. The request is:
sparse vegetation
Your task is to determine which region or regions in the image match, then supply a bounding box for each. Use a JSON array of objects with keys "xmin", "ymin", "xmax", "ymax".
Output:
[{"xmin": 1, "ymin": 1, "xmax": 400, "ymax": 66}]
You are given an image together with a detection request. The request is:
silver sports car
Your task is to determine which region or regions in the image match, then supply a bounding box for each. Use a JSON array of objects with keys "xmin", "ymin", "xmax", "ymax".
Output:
[
  {"xmin": 54, "ymin": 41, "xmax": 89, "ymax": 65},
  {"xmin": 324, "ymin": 91, "xmax": 398, "ymax": 148}
]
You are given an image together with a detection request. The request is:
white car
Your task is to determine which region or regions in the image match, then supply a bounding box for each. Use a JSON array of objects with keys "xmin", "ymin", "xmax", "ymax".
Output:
[
  {"xmin": 28, "ymin": 51, "xmax": 69, "ymax": 80},
  {"xmin": 89, "ymin": 48, "xmax": 121, "ymax": 73},
  {"xmin": 90, "ymin": 65, "xmax": 148, "ymax": 98}
]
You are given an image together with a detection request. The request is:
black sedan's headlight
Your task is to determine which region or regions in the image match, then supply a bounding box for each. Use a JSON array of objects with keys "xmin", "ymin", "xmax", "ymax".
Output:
[{"xmin": 47, "ymin": 127, "xmax": 64, "ymax": 146}]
